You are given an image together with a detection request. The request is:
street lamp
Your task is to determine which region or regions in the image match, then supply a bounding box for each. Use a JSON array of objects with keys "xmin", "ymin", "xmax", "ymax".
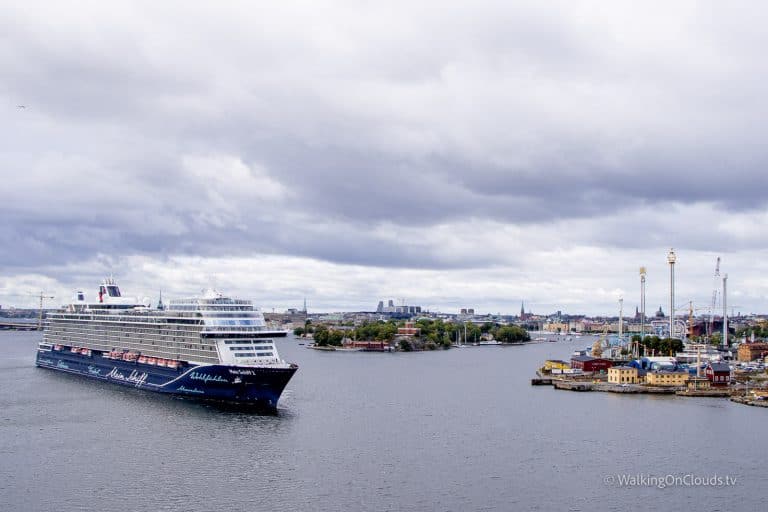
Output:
[{"xmin": 667, "ymin": 248, "xmax": 676, "ymax": 339}]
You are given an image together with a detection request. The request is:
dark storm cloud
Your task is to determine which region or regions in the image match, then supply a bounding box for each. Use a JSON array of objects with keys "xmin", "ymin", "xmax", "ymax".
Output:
[{"xmin": 3, "ymin": 1, "xmax": 768, "ymax": 275}]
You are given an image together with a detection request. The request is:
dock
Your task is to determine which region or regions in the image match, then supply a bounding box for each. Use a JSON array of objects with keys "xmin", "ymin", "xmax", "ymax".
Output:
[
  {"xmin": 730, "ymin": 396, "xmax": 768, "ymax": 408},
  {"xmin": 676, "ymin": 389, "xmax": 731, "ymax": 398},
  {"xmin": 550, "ymin": 379, "xmax": 677, "ymax": 394},
  {"xmin": 0, "ymin": 321, "xmax": 39, "ymax": 331}
]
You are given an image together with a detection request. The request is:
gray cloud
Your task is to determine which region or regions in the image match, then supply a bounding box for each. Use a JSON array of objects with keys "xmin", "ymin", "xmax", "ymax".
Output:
[{"xmin": 2, "ymin": 1, "xmax": 768, "ymax": 312}]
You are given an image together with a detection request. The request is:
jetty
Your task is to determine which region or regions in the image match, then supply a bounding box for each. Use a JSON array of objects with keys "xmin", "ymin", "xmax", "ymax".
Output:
[
  {"xmin": 731, "ymin": 396, "xmax": 768, "ymax": 408},
  {"xmin": 676, "ymin": 389, "xmax": 731, "ymax": 398},
  {"xmin": 0, "ymin": 321, "xmax": 39, "ymax": 331},
  {"xmin": 550, "ymin": 379, "xmax": 677, "ymax": 394}
]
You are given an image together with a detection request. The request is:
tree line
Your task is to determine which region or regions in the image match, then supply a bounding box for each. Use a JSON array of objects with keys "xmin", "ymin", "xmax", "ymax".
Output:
[{"xmin": 294, "ymin": 319, "xmax": 530, "ymax": 348}]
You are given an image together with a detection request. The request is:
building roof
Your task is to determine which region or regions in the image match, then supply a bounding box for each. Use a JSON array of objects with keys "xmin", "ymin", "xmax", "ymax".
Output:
[
  {"xmin": 707, "ymin": 362, "xmax": 731, "ymax": 372},
  {"xmin": 740, "ymin": 342, "xmax": 768, "ymax": 349}
]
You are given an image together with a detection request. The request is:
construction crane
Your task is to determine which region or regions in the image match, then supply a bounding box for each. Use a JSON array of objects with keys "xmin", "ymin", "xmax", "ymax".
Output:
[
  {"xmin": 708, "ymin": 257, "xmax": 721, "ymax": 339},
  {"xmin": 31, "ymin": 291, "xmax": 55, "ymax": 330}
]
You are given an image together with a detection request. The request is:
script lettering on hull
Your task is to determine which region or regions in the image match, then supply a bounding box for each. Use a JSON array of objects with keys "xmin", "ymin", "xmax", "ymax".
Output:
[
  {"xmin": 189, "ymin": 372, "xmax": 228, "ymax": 384},
  {"xmin": 176, "ymin": 385, "xmax": 205, "ymax": 394},
  {"xmin": 107, "ymin": 367, "xmax": 148, "ymax": 387}
]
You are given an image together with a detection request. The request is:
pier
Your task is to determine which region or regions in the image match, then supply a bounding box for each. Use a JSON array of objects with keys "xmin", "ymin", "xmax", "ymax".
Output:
[
  {"xmin": 550, "ymin": 379, "xmax": 677, "ymax": 394},
  {"xmin": 0, "ymin": 321, "xmax": 39, "ymax": 331}
]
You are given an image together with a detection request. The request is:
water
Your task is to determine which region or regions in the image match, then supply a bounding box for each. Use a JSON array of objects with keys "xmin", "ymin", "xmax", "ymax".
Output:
[{"xmin": 1, "ymin": 331, "xmax": 765, "ymax": 511}]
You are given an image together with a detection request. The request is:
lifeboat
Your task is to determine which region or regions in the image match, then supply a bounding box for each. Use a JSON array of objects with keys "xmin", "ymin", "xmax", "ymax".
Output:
[
  {"xmin": 146, "ymin": 357, "xmax": 157, "ymax": 365},
  {"xmin": 123, "ymin": 352, "xmax": 138, "ymax": 362},
  {"xmin": 138, "ymin": 355, "xmax": 148, "ymax": 364},
  {"xmin": 166, "ymin": 360, "xmax": 180, "ymax": 370},
  {"xmin": 156, "ymin": 358, "xmax": 167, "ymax": 367},
  {"xmin": 54, "ymin": 344, "xmax": 63, "ymax": 351},
  {"xmin": 81, "ymin": 348, "xmax": 92, "ymax": 356}
]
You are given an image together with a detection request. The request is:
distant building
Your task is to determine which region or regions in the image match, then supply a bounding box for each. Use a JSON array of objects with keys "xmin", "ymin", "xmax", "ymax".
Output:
[
  {"xmin": 570, "ymin": 356, "xmax": 613, "ymax": 373},
  {"xmin": 343, "ymin": 339, "xmax": 391, "ymax": 351},
  {"xmin": 685, "ymin": 377, "xmax": 712, "ymax": 391},
  {"xmin": 705, "ymin": 362, "xmax": 731, "ymax": 387},
  {"xmin": 608, "ymin": 366, "xmax": 642, "ymax": 384},
  {"xmin": 646, "ymin": 371, "xmax": 689, "ymax": 387},
  {"xmin": 543, "ymin": 322, "xmax": 569, "ymax": 333},
  {"xmin": 738, "ymin": 342, "xmax": 768, "ymax": 362},
  {"xmin": 397, "ymin": 322, "xmax": 421, "ymax": 336},
  {"xmin": 543, "ymin": 360, "xmax": 570, "ymax": 371},
  {"xmin": 375, "ymin": 299, "xmax": 422, "ymax": 316}
]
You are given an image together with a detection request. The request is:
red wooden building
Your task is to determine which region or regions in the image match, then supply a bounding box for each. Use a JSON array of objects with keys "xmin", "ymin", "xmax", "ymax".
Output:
[
  {"xmin": 570, "ymin": 356, "xmax": 614, "ymax": 373},
  {"xmin": 705, "ymin": 362, "xmax": 731, "ymax": 387}
]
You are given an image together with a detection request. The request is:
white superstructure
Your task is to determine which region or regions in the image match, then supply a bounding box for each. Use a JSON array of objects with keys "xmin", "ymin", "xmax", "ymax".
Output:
[{"xmin": 45, "ymin": 279, "xmax": 287, "ymax": 367}]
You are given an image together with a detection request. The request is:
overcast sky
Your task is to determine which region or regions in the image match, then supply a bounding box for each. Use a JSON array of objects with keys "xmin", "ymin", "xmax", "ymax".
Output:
[{"xmin": 3, "ymin": 1, "xmax": 768, "ymax": 315}]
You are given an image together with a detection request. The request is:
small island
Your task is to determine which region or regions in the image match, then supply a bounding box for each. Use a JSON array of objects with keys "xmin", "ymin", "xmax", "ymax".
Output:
[{"xmin": 295, "ymin": 319, "xmax": 530, "ymax": 351}]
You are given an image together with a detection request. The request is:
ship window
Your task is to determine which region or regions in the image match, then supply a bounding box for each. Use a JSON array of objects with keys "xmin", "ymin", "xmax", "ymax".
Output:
[
  {"xmin": 234, "ymin": 352, "xmax": 256, "ymax": 357},
  {"xmin": 107, "ymin": 286, "xmax": 121, "ymax": 297},
  {"xmin": 257, "ymin": 352, "xmax": 274, "ymax": 357}
]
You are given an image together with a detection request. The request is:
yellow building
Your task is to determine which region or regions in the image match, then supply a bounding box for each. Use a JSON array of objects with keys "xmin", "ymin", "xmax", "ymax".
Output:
[
  {"xmin": 543, "ymin": 322, "xmax": 569, "ymax": 333},
  {"xmin": 646, "ymin": 371, "xmax": 689, "ymax": 387},
  {"xmin": 543, "ymin": 359, "xmax": 570, "ymax": 371},
  {"xmin": 608, "ymin": 366, "xmax": 640, "ymax": 384}
]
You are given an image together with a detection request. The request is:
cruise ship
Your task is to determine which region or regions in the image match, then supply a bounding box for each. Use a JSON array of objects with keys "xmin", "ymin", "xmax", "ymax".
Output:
[{"xmin": 35, "ymin": 278, "xmax": 298, "ymax": 409}]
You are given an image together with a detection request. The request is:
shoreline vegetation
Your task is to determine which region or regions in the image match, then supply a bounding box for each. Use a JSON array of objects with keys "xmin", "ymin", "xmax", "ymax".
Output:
[{"xmin": 293, "ymin": 319, "xmax": 530, "ymax": 351}]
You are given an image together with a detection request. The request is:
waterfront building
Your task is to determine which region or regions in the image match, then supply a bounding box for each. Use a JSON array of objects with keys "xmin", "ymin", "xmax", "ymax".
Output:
[
  {"xmin": 543, "ymin": 360, "xmax": 570, "ymax": 371},
  {"xmin": 686, "ymin": 377, "xmax": 712, "ymax": 391},
  {"xmin": 608, "ymin": 366, "xmax": 640, "ymax": 384},
  {"xmin": 570, "ymin": 356, "xmax": 613, "ymax": 373},
  {"xmin": 397, "ymin": 322, "xmax": 420, "ymax": 336},
  {"xmin": 342, "ymin": 340, "xmax": 391, "ymax": 351},
  {"xmin": 543, "ymin": 321, "xmax": 569, "ymax": 333},
  {"xmin": 646, "ymin": 371, "xmax": 689, "ymax": 387},
  {"xmin": 705, "ymin": 362, "xmax": 731, "ymax": 387},
  {"xmin": 737, "ymin": 342, "xmax": 768, "ymax": 362}
]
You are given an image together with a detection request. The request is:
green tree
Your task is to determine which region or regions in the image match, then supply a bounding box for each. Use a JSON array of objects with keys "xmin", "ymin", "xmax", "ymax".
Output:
[{"xmin": 493, "ymin": 325, "xmax": 530, "ymax": 343}]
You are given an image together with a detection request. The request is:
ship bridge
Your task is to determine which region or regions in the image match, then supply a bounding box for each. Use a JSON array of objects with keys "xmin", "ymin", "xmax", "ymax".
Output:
[{"xmin": 168, "ymin": 293, "xmax": 280, "ymax": 365}]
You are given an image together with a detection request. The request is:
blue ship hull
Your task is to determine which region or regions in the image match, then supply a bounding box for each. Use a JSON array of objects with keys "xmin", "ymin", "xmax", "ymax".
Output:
[{"xmin": 36, "ymin": 348, "xmax": 297, "ymax": 409}]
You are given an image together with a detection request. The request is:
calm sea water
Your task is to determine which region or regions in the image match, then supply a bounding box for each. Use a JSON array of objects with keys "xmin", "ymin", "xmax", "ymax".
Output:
[{"xmin": 1, "ymin": 331, "xmax": 765, "ymax": 512}]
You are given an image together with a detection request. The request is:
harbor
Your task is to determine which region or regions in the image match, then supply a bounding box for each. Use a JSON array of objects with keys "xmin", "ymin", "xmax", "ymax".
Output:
[{"xmin": 3, "ymin": 328, "xmax": 766, "ymax": 512}]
